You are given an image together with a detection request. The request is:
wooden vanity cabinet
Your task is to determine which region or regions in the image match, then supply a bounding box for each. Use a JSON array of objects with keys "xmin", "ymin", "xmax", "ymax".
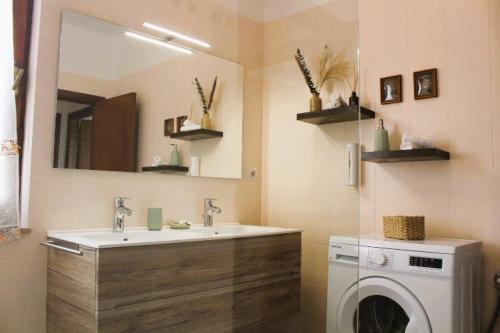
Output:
[{"xmin": 46, "ymin": 233, "xmax": 301, "ymax": 333}]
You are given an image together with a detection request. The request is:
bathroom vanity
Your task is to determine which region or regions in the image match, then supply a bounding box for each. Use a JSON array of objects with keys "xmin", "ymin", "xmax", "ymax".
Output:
[{"xmin": 43, "ymin": 225, "xmax": 301, "ymax": 333}]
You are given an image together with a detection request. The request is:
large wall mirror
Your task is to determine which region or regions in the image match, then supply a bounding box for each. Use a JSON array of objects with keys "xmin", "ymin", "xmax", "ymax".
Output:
[{"xmin": 53, "ymin": 10, "xmax": 243, "ymax": 179}]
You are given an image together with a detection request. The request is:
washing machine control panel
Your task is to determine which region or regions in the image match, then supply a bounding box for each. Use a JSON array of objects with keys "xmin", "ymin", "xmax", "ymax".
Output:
[
  {"xmin": 367, "ymin": 249, "xmax": 395, "ymax": 268},
  {"xmin": 409, "ymin": 256, "xmax": 443, "ymax": 272},
  {"xmin": 364, "ymin": 248, "xmax": 451, "ymax": 276}
]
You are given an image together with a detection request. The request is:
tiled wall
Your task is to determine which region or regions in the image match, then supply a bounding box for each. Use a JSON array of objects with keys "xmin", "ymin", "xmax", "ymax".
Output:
[
  {"xmin": 261, "ymin": 2, "xmax": 360, "ymax": 332},
  {"xmin": 0, "ymin": 1, "xmax": 263, "ymax": 332},
  {"xmin": 359, "ymin": 0, "xmax": 500, "ymax": 327}
]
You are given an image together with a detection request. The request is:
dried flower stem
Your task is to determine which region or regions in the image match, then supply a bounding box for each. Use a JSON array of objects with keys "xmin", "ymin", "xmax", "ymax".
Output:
[
  {"xmin": 194, "ymin": 77, "xmax": 208, "ymax": 113},
  {"xmin": 194, "ymin": 77, "xmax": 218, "ymax": 114},
  {"xmin": 346, "ymin": 65, "xmax": 359, "ymax": 92},
  {"xmin": 207, "ymin": 77, "xmax": 217, "ymax": 111},
  {"xmin": 295, "ymin": 49, "xmax": 318, "ymax": 94}
]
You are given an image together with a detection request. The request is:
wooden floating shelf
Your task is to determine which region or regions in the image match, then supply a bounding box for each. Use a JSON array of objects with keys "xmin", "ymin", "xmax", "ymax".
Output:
[
  {"xmin": 142, "ymin": 165, "xmax": 189, "ymax": 173},
  {"xmin": 296, "ymin": 105, "xmax": 375, "ymax": 125},
  {"xmin": 170, "ymin": 129, "xmax": 223, "ymax": 141},
  {"xmin": 362, "ymin": 148, "xmax": 450, "ymax": 163}
]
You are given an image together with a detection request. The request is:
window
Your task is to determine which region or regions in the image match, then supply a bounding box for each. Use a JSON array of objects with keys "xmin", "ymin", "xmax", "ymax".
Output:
[{"xmin": 0, "ymin": 0, "xmax": 33, "ymax": 241}]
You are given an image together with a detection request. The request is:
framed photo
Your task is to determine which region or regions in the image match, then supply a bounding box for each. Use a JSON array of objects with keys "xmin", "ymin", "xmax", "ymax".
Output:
[
  {"xmin": 380, "ymin": 75, "xmax": 403, "ymax": 105},
  {"xmin": 176, "ymin": 115, "xmax": 188, "ymax": 133},
  {"xmin": 413, "ymin": 68, "xmax": 438, "ymax": 99},
  {"xmin": 164, "ymin": 118, "xmax": 174, "ymax": 136}
]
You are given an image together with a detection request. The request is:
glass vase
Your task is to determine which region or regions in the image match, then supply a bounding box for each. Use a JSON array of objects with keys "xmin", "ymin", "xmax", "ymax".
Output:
[
  {"xmin": 201, "ymin": 113, "xmax": 211, "ymax": 129},
  {"xmin": 309, "ymin": 93, "xmax": 322, "ymax": 112}
]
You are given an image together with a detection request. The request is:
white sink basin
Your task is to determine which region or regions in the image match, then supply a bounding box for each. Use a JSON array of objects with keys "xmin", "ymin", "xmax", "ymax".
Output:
[
  {"xmin": 81, "ymin": 229, "xmax": 202, "ymax": 242},
  {"xmin": 190, "ymin": 225, "xmax": 294, "ymax": 237},
  {"xmin": 47, "ymin": 224, "xmax": 301, "ymax": 249}
]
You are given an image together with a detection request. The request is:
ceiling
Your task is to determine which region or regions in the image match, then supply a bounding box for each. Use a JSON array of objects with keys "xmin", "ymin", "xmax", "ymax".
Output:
[{"xmin": 212, "ymin": 0, "xmax": 335, "ymax": 23}]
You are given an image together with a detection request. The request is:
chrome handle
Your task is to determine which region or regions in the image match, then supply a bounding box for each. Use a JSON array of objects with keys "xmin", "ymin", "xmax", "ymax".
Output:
[
  {"xmin": 12, "ymin": 66, "xmax": 24, "ymax": 95},
  {"xmin": 115, "ymin": 196, "xmax": 131, "ymax": 207},
  {"xmin": 40, "ymin": 240, "xmax": 83, "ymax": 256}
]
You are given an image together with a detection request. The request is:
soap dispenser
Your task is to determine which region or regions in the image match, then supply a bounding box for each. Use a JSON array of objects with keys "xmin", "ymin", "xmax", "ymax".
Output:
[
  {"xmin": 170, "ymin": 144, "xmax": 180, "ymax": 166},
  {"xmin": 374, "ymin": 119, "xmax": 390, "ymax": 151}
]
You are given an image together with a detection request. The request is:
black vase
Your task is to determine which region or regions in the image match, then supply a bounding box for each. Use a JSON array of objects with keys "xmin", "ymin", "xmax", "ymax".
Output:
[{"xmin": 349, "ymin": 91, "xmax": 359, "ymax": 106}]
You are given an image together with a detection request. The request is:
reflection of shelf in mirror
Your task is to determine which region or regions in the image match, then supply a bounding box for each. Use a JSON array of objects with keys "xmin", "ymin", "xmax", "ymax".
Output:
[
  {"xmin": 361, "ymin": 149, "xmax": 450, "ymax": 163},
  {"xmin": 142, "ymin": 165, "xmax": 189, "ymax": 173},
  {"xmin": 297, "ymin": 106, "xmax": 375, "ymax": 125},
  {"xmin": 170, "ymin": 129, "xmax": 223, "ymax": 141}
]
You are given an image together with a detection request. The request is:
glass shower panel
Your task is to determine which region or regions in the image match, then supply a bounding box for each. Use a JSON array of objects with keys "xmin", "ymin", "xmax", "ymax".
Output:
[{"xmin": 257, "ymin": 0, "xmax": 361, "ymax": 332}]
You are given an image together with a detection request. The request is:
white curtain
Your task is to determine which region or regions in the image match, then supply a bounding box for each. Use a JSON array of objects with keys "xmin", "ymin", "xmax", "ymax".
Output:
[{"xmin": 0, "ymin": 0, "xmax": 21, "ymax": 242}]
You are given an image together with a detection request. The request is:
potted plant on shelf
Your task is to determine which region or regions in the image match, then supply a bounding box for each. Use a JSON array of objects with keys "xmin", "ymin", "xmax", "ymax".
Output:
[
  {"xmin": 294, "ymin": 45, "xmax": 349, "ymax": 112},
  {"xmin": 194, "ymin": 76, "xmax": 217, "ymax": 129}
]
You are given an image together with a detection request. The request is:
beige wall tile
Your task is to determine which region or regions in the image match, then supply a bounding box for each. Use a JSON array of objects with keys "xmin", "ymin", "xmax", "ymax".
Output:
[
  {"xmin": 450, "ymin": 153, "xmax": 494, "ymax": 206},
  {"xmin": 408, "ymin": 161, "xmax": 451, "ymax": 206},
  {"xmin": 301, "ymin": 243, "xmax": 329, "ymax": 288},
  {"xmin": 300, "ymin": 283, "xmax": 316, "ymax": 333},
  {"xmin": 492, "ymin": 43, "xmax": 500, "ymax": 98},
  {"xmin": 448, "ymin": 204, "xmax": 495, "ymax": 256},
  {"xmin": 300, "ymin": 284, "xmax": 328, "ymax": 333},
  {"xmin": 0, "ymin": 259, "xmax": 26, "ymax": 317},
  {"xmin": 307, "ymin": 204, "xmax": 359, "ymax": 244},
  {"xmin": 310, "ymin": 286, "xmax": 328, "ymax": 333},
  {"xmin": 491, "ymin": 0, "xmax": 500, "ymax": 47},
  {"xmin": 23, "ymin": 257, "xmax": 46, "ymax": 315},
  {"xmin": 445, "ymin": 0, "xmax": 491, "ymax": 56},
  {"xmin": 358, "ymin": 0, "xmax": 408, "ymax": 67},
  {"xmin": 492, "ymin": 74, "xmax": 500, "ymax": 151},
  {"xmin": 360, "ymin": 159, "xmax": 375, "ymax": 204},
  {"xmin": 493, "ymin": 152, "xmax": 500, "ymax": 207},
  {"xmin": 407, "ymin": 0, "xmax": 447, "ymax": 66},
  {"xmin": 23, "ymin": 313, "xmax": 45, "ymax": 333},
  {"xmin": 375, "ymin": 163, "xmax": 415, "ymax": 205},
  {"xmin": 0, "ymin": 315, "xmax": 23, "ymax": 333},
  {"xmin": 409, "ymin": 107, "xmax": 449, "ymax": 151},
  {"xmin": 359, "ymin": 204, "xmax": 376, "ymax": 234}
]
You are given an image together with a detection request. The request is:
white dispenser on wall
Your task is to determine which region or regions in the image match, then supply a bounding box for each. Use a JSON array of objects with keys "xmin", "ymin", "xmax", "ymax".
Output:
[{"xmin": 347, "ymin": 143, "xmax": 359, "ymax": 187}]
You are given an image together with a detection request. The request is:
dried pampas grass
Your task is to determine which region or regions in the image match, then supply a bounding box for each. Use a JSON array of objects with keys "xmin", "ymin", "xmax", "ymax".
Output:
[{"xmin": 315, "ymin": 45, "xmax": 350, "ymax": 92}]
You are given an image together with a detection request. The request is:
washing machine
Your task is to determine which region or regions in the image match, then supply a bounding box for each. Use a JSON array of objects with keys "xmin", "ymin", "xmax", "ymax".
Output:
[{"xmin": 326, "ymin": 234, "xmax": 482, "ymax": 333}]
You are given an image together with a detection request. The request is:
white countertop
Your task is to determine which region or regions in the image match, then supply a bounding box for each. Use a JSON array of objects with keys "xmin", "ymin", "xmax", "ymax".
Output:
[
  {"xmin": 47, "ymin": 224, "xmax": 302, "ymax": 249},
  {"xmin": 330, "ymin": 233, "xmax": 481, "ymax": 254}
]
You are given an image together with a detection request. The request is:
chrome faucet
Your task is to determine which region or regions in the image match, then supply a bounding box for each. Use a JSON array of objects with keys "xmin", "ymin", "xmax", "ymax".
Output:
[
  {"xmin": 113, "ymin": 197, "xmax": 132, "ymax": 232},
  {"xmin": 203, "ymin": 198, "xmax": 222, "ymax": 227}
]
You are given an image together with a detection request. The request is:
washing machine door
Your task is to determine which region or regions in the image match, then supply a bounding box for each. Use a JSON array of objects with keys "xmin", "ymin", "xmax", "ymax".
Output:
[{"xmin": 337, "ymin": 277, "xmax": 432, "ymax": 333}]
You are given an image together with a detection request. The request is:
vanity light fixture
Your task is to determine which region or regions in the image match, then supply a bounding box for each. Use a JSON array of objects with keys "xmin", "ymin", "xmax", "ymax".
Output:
[
  {"xmin": 124, "ymin": 31, "xmax": 193, "ymax": 55},
  {"xmin": 143, "ymin": 22, "xmax": 211, "ymax": 48}
]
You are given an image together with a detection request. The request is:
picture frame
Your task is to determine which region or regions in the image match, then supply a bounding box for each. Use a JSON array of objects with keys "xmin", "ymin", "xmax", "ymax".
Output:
[
  {"xmin": 164, "ymin": 118, "xmax": 174, "ymax": 136},
  {"xmin": 413, "ymin": 68, "xmax": 438, "ymax": 100},
  {"xmin": 380, "ymin": 75, "xmax": 403, "ymax": 105}
]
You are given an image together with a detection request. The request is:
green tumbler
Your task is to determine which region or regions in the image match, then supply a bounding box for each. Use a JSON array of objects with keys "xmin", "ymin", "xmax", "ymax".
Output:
[{"xmin": 147, "ymin": 208, "xmax": 163, "ymax": 231}]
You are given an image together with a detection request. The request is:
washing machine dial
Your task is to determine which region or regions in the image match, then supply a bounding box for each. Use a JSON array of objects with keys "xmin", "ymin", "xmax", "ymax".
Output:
[{"xmin": 373, "ymin": 253, "xmax": 388, "ymax": 265}]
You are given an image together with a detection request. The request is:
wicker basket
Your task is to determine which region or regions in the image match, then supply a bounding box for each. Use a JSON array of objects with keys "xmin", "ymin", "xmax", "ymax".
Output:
[{"xmin": 383, "ymin": 216, "xmax": 425, "ymax": 240}]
